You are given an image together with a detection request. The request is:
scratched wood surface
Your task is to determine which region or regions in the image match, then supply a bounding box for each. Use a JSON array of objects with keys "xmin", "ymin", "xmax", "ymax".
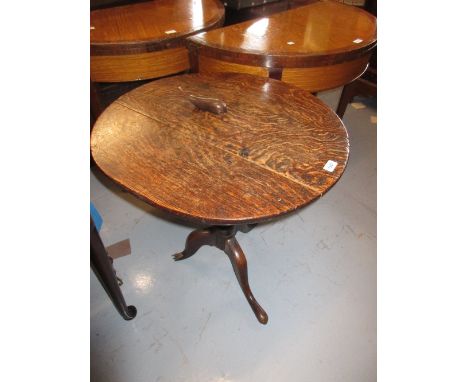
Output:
[{"xmin": 91, "ymin": 73, "xmax": 349, "ymax": 225}]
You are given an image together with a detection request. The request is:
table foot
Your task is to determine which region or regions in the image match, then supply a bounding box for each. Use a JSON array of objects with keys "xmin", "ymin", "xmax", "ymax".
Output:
[
  {"xmin": 173, "ymin": 225, "xmax": 268, "ymax": 324},
  {"xmin": 224, "ymin": 237, "xmax": 268, "ymax": 324},
  {"xmin": 173, "ymin": 228, "xmax": 215, "ymax": 261}
]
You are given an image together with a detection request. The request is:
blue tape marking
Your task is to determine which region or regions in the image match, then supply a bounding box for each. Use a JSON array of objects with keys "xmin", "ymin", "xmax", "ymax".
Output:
[{"xmin": 90, "ymin": 202, "xmax": 103, "ymax": 231}]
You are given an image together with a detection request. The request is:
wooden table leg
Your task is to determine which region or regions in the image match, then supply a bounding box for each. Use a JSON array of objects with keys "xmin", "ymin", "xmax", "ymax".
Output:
[
  {"xmin": 336, "ymin": 81, "xmax": 356, "ymax": 119},
  {"xmin": 91, "ymin": 219, "xmax": 137, "ymax": 320},
  {"xmin": 173, "ymin": 225, "xmax": 268, "ymax": 324},
  {"xmin": 336, "ymin": 77, "xmax": 377, "ymax": 119}
]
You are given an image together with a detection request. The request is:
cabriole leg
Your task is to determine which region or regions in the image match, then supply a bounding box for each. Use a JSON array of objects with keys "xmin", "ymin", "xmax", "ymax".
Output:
[
  {"xmin": 173, "ymin": 225, "xmax": 268, "ymax": 324},
  {"xmin": 224, "ymin": 237, "xmax": 268, "ymax": 324}
]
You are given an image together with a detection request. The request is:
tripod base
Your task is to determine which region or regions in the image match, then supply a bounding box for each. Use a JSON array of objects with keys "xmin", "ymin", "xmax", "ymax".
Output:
[{"xmin": 173, "ymin": 225, "xmax": 268, "ymax": 325}]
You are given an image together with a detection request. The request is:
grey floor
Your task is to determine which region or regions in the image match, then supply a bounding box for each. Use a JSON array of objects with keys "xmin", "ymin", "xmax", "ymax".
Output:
[{"xmin": 90, "ymin": 88, "xmax": 377, "ymax": 382}]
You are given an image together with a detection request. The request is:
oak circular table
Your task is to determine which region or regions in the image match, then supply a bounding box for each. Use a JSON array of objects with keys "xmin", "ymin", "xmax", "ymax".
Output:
[
  {"xmin": 187, "ymin": 0, "xmax": 377, "ymax": 93},
  {"xmin": 91, "ymin": 72, "xmax": 349, "ymax": 324},
  {"xmin": 90, "ymin": 0, "xmax": 225, "ymax": 82}
]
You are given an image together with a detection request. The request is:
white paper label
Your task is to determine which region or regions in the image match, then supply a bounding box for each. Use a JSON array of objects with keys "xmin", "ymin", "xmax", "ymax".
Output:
[
  {"xmin": 323, "ymin": 160, "xmax": 338, "ymax": 172},
  {"xmin": 165, "ymin": 29, "xmax": 177, "ymax": 34}
]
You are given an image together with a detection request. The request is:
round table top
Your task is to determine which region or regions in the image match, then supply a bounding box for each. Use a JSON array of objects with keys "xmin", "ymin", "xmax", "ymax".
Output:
[
  {"xmin": 91, "ymin": 72, "xmax": 349, "ymax": 225},
  {"xmin": 91, "ymin": 0, "xmax": 225, "ymax": 55},
  {"xmin": 188, "ymin": 0, "xmax": 376, "ymax": 67}
]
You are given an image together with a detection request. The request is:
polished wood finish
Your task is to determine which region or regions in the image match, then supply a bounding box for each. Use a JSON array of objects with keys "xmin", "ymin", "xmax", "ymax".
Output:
[
  {"xmin": 91, "ymin": 218, "xmax": 137, "ymax": 320},
  {"xmin": 198, "ymin": 55, "xmax": 269, "ymax": 78},
  {"xmin": 91, "ymin": 0, "xmax": 225, "ymax": 55},
  {"xmin": 196, "ymin": 55, "xmax": 366, "ymax": 92},
  {"xmin": 174, "ymin": 225, "xmax": 268, "ymax": 324},
  {"xmin": 91, "ymin": 73, "xmax": 349, "ymax": 225},
  {"xmin": 90, "ymin": 0, "xmax": 225, "ymax": 82},
  {"xmin": 91, "ymin": 47, "xmax": 190, "ymax": 82},
  {"xmin": 91, "ymin": 73, "xmax": 349, "ymax": 323},
  {"xmin": 188, "ymin": 0, "xmax": 375, "ymax": 66},
  {"xmin": 336, "ymin": 0, "xmax": 377, "ymax": 117},
  {"xmin": 187, "ymin": 0, "xmax": 376, "ymax": 92},
  {"xmin": 281, "ymin": 54, "xmax": 370, "ymax": 92}
]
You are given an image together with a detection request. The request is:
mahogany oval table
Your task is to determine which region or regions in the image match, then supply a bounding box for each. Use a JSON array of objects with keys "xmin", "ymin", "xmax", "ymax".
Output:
[
  {"xmin": 91, "ymin": 72, "xmax": 349, "ymax": 324},
  {"xmin": 186, "ymin": 0, "xmax": 377, "ymax": 93},
  {"xmin": 90, "ymin": 0, "xmax": 225, "ymax": 82}
]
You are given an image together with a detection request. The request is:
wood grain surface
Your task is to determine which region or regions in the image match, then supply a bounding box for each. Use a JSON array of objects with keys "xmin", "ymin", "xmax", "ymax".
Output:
[
  {"xmin": 90, "ymin": 0, "xmax": 225, "ymax": 83},
  {"xmin": 91, "ymin": 0, "xmax": 225, "ymax": 56},
  {"xmin": 91, "ymin": 73, "xmax": 349, "ymax": 225},
  {"xmin": 91, "ymin": 47, "xmax": 190, "ymax": 82},
  {"xmin": 198, "ymin": 55, "xmax": 269, "ymax": 78},
  {"xmin": 281, "ymin": 54, "xmax": 370, "ymax": 92},
  {"xmin": 187, "ymin": 0, "xmax": 376, "ymax": 68}
]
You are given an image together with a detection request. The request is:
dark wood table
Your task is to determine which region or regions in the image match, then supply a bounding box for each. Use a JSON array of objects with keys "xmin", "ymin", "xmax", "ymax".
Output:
[
  {"xmin": 187, "ymin": 0, "xmax": 376, "ymax": 93},
  {"xmin": 91, "ymin": 72, "xmax": 349, "ymax": 324}
]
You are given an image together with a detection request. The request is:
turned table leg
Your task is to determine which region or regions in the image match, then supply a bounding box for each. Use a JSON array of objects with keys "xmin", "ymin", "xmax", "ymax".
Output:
[
  {"xmin": 173, "ymin": 225, "xmax": 268, "ymax": 324},
  {"xmin": 91, "ymin": 219, "xmax": 137, "ymax": 320}
]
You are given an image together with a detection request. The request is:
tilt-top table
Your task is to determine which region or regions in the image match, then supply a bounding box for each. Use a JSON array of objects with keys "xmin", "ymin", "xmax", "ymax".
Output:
[{"xmin": 91, "ymin": 72, "xmax": 349, "ymax": 324}]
